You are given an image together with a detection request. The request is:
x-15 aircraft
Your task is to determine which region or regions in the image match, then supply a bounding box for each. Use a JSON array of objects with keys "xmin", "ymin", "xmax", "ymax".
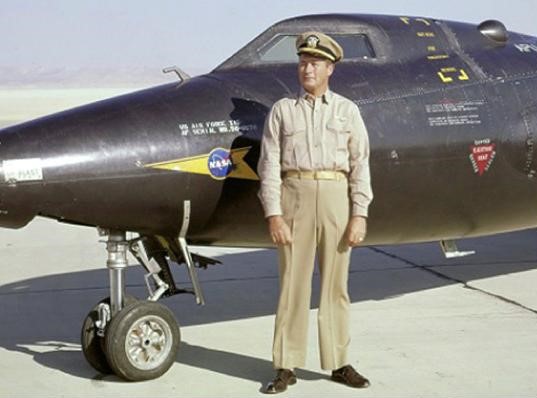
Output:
[{"xmin": 1, "ymin": 13, "xmax": 537, "ymax": 381}]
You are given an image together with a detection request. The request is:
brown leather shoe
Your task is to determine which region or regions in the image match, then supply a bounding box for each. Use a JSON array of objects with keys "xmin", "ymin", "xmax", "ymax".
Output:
[
  {"xmin": 264, "ymin": 369, "xmax": 297, "ymax": 394},
  {"xmin": 331, "ymin": 365, "xmax": 370, "ymax": 388}
]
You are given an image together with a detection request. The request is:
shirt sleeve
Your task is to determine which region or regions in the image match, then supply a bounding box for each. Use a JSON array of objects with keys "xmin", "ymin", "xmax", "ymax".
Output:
[
  {"xmin": 257, "ymin": 102, "xmax": 283, "ymax": 218},
  {"xmin": 348, "ymin": 105, "xmax": 373, "ymax": 217}
]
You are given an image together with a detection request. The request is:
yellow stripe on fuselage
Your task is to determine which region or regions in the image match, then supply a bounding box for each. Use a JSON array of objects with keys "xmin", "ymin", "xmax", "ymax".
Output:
[{"xmin": 145, "ymin": 146, "xmax": 259, "ymax": 181}]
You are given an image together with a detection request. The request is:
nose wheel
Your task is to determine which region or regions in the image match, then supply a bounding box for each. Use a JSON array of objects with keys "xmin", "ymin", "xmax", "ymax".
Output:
[
  {"xmin": 81, "ymin": 297, "xmax": 180, "ymax": 381},
  {"xmin": 81, "ymin": 297, "xmax": 113, "ymax": 375},
  {"xmin": 80, "ymin": 295, "xmax": 138, "ymax": 376},
  {"xmin": 105, "ymin": 300, "xmax": 180, "ymax": 381}
]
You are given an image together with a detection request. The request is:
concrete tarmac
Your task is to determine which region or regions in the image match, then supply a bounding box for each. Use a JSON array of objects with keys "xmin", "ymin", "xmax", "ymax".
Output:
[{"xmin": 0, "ymin": 217, "xmax": 536, "ymax": 397}]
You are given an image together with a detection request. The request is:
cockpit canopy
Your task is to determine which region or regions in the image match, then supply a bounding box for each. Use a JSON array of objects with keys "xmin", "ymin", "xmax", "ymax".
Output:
[
  {"xmin": 257, "ymin": 33, "xmax": 375, "ymax": 63},
  {"xmin": 215, "ymin": 14, "xmax": 391, "ymax": 70}
]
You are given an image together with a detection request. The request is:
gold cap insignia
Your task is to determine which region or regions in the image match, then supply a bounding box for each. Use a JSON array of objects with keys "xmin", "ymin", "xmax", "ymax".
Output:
[{"xmin": 306, "ymin": 35, "xmax": 320, "ymax": 49}]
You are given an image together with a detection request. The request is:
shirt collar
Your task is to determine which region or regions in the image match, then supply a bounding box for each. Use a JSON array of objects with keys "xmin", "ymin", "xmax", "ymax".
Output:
[{"xmin": 295, "ymin": 88, "xmax": 332, "ymax": 105}]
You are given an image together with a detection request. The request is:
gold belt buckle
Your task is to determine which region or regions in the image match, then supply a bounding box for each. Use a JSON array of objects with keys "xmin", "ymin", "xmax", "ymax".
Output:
[
  {"xmin": 316, "ymin": 171, "xmax": 341, "ymax": 180},
  {"xmin": 314, "ymin": 171, "xmax": 326, "ymax": 179}
]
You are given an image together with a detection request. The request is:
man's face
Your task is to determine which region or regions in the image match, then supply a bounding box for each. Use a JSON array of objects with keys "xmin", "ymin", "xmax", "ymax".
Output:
[{"xmin": 298, "ymin": 54, "xmax": 334, "ymax": 94}]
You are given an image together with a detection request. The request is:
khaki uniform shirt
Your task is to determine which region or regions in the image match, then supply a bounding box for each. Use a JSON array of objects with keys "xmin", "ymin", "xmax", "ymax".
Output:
[{"xmin": 258, "ymin": 89, "xmax": 373, "ymax": 218}]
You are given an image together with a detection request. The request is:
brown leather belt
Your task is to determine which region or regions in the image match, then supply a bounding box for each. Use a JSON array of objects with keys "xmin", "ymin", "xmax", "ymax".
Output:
[{"xmin": 283, "ymin": 170, "xmax": 347, "ymax": 181}]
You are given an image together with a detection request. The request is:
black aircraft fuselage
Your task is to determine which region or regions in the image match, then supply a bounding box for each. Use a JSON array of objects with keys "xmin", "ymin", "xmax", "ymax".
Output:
[{"xmin": 1, "ymin": 14, "xmax": 537, "ymax": 247}]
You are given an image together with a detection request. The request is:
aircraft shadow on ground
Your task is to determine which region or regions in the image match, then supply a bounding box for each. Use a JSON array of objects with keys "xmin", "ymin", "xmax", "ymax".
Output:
[{"xmin": 0, "ymin": 229, "xmax": 536, "ymax": 381}]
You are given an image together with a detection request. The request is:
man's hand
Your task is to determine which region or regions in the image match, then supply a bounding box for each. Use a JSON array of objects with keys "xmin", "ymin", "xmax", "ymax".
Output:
[
  {"xmin": 345, "ymin": 216, "xmax": 367, "ymax": 247},
  {"xmin": 267, "ymin": 215, "xmax": 293, "ymax": 245}
]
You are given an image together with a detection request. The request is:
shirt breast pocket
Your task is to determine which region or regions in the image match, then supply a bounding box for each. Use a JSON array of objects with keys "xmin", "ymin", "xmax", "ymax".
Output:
[
  {"xmin": 281, "ymin": 128, "xmax": 306, "ymax": 167},
  {"xmin": 326, "ymin": 121, "xmax": 350, "ymax": 150}
]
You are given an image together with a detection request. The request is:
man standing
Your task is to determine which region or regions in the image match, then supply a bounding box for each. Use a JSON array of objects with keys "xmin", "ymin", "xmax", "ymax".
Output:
[{"xmin": 257, "ymin": 32, "xmax": 373, "ymax": 394}]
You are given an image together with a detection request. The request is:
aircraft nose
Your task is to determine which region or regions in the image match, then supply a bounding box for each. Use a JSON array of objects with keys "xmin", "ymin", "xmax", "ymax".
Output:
[
  {"xmin": 0, "ymin": 83, "xmax": 222, "ymax": 235},
  {"xmin": 0, "ymin": 76, "xmax": 259, "ymax": 236}
]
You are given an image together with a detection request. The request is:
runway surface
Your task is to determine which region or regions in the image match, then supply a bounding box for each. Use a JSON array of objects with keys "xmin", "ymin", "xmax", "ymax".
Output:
[{"xmin": 0, "ymin": 217, "xmax": 536, "ymax": 397}]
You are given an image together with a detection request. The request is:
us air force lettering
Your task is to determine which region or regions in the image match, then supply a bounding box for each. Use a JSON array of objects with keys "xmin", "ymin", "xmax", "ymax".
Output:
[{"xmin": 0, "ymin": 14, "xmax": 536, "ymax": 381}]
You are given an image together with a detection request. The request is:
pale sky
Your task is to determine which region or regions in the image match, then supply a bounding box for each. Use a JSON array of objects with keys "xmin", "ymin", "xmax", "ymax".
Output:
[{"xmin": 1, "ymin": 0, "xmax": 536, "ymax": 74}]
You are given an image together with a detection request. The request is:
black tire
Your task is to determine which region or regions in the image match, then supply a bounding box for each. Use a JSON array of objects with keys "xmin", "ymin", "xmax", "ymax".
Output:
[
  {"xmin": 81, "ymin": 295, "xmax": 137, "ymax": 375},
  {"xmin": 104, "ymin": 301, "xmax": 180, "ymax": 381}
]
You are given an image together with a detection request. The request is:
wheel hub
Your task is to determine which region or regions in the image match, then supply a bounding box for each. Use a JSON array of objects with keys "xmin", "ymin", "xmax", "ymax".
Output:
[{"xmin": 125, "ymin": 315, "xmax": 173, "ymax": 370}]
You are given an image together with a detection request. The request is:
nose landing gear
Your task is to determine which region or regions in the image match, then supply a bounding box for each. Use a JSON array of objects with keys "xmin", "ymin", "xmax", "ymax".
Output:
[
  {"xmin": 80, "ymin": 202, "xmax": 219, "ymax": 381},
  {"xmin": 80, "ymin": 231, "xmax": 181, "ymax": 381}
]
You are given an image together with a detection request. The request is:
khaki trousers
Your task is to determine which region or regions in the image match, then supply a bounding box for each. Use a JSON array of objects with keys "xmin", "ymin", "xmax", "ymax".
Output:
[{"xmin": 272, "ymin": 177, "xmax": 351, "ymax": 370}]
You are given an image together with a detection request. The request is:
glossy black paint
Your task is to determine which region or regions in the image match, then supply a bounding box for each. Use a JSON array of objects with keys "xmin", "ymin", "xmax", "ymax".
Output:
[{"xmin": 1, "ymin": 14, "xmax": 537, "ymax": 246}]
